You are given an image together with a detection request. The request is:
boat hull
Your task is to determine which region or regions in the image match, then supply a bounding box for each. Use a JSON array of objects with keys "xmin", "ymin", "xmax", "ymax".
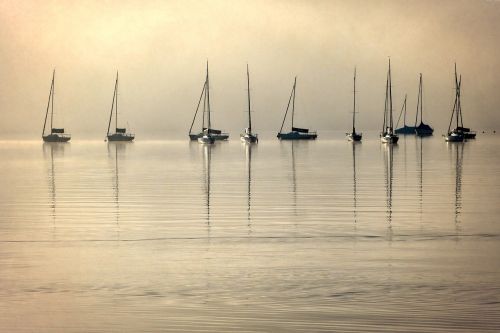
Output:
[
  {"xmin": 198, "ymin": 136, "xmax": 215, "ymax": 144},
  {"xmin": 107, "ymin": 133, "xmax": 134, "ymax": 142},
  {"xmin": 240, "ymin": 134, "xmax": 258, "ymax": 143},
  {"xmin": 416, "ymin": 129, "xmax": 434, "ymax": 137},
  {"xmin": 381, "ymin": 134, "xmax": 399, "ymax": 144},
  {"xmin": 190, "ymin": 132, "xmax": 229, "ymax": 141},
  {"xmin": 43, "ymin": 134, "xmax": 71, "ymax": 142},
  {"xmin": 464, "ymin": 132, "xmax": 476, "ymax": 139},
  {"xmin": 277, "ymin": 131, "xmax": 317, "ymax": 140},
  {"xmin": 346, "ymin": 132, "xmax": 362, "ymax": 142},
  {"xmin": 415, "ymin": 123, "xmax": 434, "ymax": 137},
  {"xmin": 444, "ymin": 133, "xmax": 464, "ymax": 142},
  {"xmin": 395, "ymin": 126, "xmax": 416, "ymax": 134}
]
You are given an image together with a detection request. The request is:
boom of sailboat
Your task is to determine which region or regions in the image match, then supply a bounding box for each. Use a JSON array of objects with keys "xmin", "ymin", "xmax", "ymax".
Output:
[{"xmin": 40, "ymin": 62, "xmax": 479, "ymax": 143}]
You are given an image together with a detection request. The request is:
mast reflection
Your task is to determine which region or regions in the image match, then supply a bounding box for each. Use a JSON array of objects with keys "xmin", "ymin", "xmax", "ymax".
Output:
[
  {"xmin": 202, "ymin": 144, "xmax": 212, "ymax": 233},
  {"xmin": 351, "ymin": 142, "xmax": 359, "ymax": 226},
  {"xmin": 452, "ymin": 142, "xmax": 464, "ymax": 235},
  {"xmin": 245, "ymin": 143, "xmax": 254, "ymax": 234},
  {"xmin": 43, "ymin": 143, "xmax": 66, "ymax": 235},
  {"xmin": 107, "ymin": 142, "xmax": 127, "ymax": 237},
  {"xmin": 384, "ymin": 144, "xmax": 395, "ymax": 238}
]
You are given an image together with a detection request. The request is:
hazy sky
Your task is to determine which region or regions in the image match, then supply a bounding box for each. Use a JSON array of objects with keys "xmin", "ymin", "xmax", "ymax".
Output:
[{"xmin": 1, "ymin": 0, "xmax": 499, "ymax": 139}]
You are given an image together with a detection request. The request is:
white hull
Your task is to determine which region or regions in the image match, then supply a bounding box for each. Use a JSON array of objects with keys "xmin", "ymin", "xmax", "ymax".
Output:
[{"xmin": 198, "ymin": 135, "xmax": 214, "ymax": 144}]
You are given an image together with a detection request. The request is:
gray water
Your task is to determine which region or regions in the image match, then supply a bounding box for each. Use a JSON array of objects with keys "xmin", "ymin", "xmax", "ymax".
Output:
[{"xmin": 1, "ymin": 132, "xmax": 499, "ymax": 332}]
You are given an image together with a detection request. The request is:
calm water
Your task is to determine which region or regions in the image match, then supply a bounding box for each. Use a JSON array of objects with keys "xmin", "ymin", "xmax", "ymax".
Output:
[{"xmin": 1, "ymin": 132, "xmax": 499, "ymax": 332}]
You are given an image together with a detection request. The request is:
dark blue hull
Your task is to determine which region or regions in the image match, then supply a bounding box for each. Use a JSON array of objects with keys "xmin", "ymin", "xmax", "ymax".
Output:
[
  {"xmin": 395, "ymin": 126, "xmax": 416, "ymax": 134},
  {"xmin": 277, "ymin": 131, "xmax": 317, "ymax": 140},
  {"xmin": 43, "ymin": 134, "xmax": 71, "ymax": 142},
  {"xmin": 107, "ymin": 133, "xmax": 134, "ymax": 141}
]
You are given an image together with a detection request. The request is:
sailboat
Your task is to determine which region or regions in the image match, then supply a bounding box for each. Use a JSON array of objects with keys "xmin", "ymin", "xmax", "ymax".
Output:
[
  {"xmin": 380, "ymin": 59, "xmax": 399, "ymax": 144},
  {"xmin": 414, "ymin": 74, "xmax": 434, "ymax": 136},
  {"xmin": 395, "ymin": 94, "xmax": 415, "ymax": 134},
  {"xmin": 277, "ymin": 77, "xmax": 317, "ymax": 140},
  {"xmin": 346, "ymin": 67, "xmax": 362, "ymax": 141},
  {"xmin": 42, "ymin": 70, "xmax": 71, "ymax": 142},
  {"xmin": 197, "ymin": 64, "xmax": 215, "ymax": 144},
  {"xmin": 106, "ymin": 72, "xmax": 134, "ymax": 142},
  {"xmin": 453, "ymin": 64, "xmax": 476, "ymax": 140},
  {"xmin": 240, "ymin": 65, "xmax": 258, "ymax": 143},
  {"xmin": 189, "ymin": 63, "xmax": 229, "ymax": 142},
  {"xmin": 445, "ymin": 65, "xmax": 471, "ymax": 142}
]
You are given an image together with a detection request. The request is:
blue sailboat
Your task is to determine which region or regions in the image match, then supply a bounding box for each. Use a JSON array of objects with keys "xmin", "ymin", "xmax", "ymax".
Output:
[
  {"xmin": 395, "ymin": 94, "xmax": 415, "ymax": 134},
  {"xmin": 414, "ymin": 74, "xmax": 434, "ymax": 136},
  {"xmin": 277, "ymin": 77, "xmax": 317, "ymax": 140}
]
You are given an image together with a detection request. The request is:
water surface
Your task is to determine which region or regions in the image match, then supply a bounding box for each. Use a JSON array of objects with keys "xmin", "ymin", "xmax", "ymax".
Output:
[{"xmin": 0, "ymin": 133, "xmax": 499, "ymax": 332}]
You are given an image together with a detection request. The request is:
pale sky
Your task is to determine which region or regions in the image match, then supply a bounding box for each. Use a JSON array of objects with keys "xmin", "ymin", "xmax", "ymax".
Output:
[{"xmin": 0, "ymin": 0, "xmax": 499, "ymax": 139}]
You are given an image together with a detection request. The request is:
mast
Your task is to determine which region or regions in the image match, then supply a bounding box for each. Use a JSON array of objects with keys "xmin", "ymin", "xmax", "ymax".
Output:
[
  {"xmin": 279, "ymin": 77, "xmax": 296, "ymax": 134},
  {"xmin": 420, "ymin": 74, "xmax": 423, "ymax": 124},
  {"xmin": 457, "ymin": 76, "xmax": 462, "ymax": 128},
  {"xmin": 291, "ymin": 77, "xmax": 297, "ymax": 129},
  {"xmin": 415, "ymin": 73, "xmax": 423, "ymax": 126},
  {"xmin": 352, "ymin": 67, "xmax": 356, "ymax": 133},
  {"xmin": 50, "ymin": 70, "xmax": 55, "ymax": 133},
  {"xmin": 247, "ymin": 64, "xmax": 252, "ymax": 132},
  {"xmin": 188, "ymin": 82, "xmax": 206, "ymax": 134},
  {"xmin": 107, "ymin": 72, "xmax": 118, "ymax": 136},
  {"xmin": 388, "ymin": 58, "xmax": 393, "ymax": 133},
  {"xmin": 448, "ymin": 78, "xmax": 459, "ymax": 133},
  {"xmin": 202, "ymin": 80, "xmax": 206, "ymax": 130},
  {"xmin": 206, "ymin": 62, "xmax": 211, "ymax": 130},
  {"xmin": 116, "ymin": 72, "xmax": 118, "ymax": 131},
  {"xmin": 458, "ymin": 76, "xmax": 464, "ymax": 128},
  {"xmin": 383, "ymin": 70, "xmax": 389, "ymax": 134},
  {"xmin": 43, "ymin": 70, "xmax": 55, "ymax": 136}
]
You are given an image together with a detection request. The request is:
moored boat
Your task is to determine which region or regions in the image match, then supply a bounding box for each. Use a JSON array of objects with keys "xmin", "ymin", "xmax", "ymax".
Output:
[
  {"xmin": 240, "ymin": 65, "xmax": 258, "ymax": 143},
  {"xmin": 346, "ymin": 67, "xmax": 362, "ymax": 142},
  {"xmin": 395, "ymin": 94, "xmax": 415, "ymax": 134},
  {"xmin": 189, "ymin": 63, "xmax": 229, "ymax": 141},
  {"xmin": 380, "ymin": 59, "xmax": 399, "ymax": 144},
  {"xmin": 414, "ymin": 74, "xmax": 434, "ymax": 136},
  {"xmin": 106, "ymin": 72, "xmax": 134, "ymax": 142},
  {"xmin": 277, "ymin": 77, "xmax": 317, "ymax": 140},
  {"xmin": 42, "ymin": 70, "xmax": 71, "ymax": 142}
]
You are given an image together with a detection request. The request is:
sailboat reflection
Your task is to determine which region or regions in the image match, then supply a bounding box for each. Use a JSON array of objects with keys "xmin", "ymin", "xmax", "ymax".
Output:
[
  {"xmin": 202, "ymin": 144, "xmax": 212, "ymax": 231},
  {"xmin": 245, "ymin": 143, "xmax": 254, "ymax": 233},
  {"xmin": 43, "ymin": 143, "xmax": 66, "ymax": 233},
  {"xmin": 383, "ymin": 144, "xmax": 395, "ymax": 236},
  {"xmin": 351, "ymin": 142, "xmax": 359, "ymax": 225},
  {"xmin": 417, "ymin": 137, "xmax": 423, "ymax": 228},
  {"xmin": 451, "ymin": 142, "xmax": 464, "ymax": 234},
  {"xmin": 291, "ymin": 141, "xmax": 298, "ymax": 216},
  {"xmin": 107, "ymin": 142, "xmax": 127, "ymax": 237}
]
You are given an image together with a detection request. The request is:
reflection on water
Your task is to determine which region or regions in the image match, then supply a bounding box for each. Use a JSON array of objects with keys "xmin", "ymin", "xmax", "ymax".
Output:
[
  {"xmin": 451, "ymin": 142, "xmax": 464, "ymax": 234},
  {"xmin": 43, "ymin": 143, "xmax": 66, "ymax": 235},
  {"xmin": 0, "ymin": 136, "xmax": 499, "ymax": 332},
  {"xmin": 351, "ymin": 142, "xmax": 359, "ymax": 227},
  {"xmin": 384, "ymin": 144, "xmax": 395, "ymax": 236},
  {"xmin": 245, "ymin": 143, "xmax": 253, "ymax": 233},
  {"xmin": 202, "ymin": 144, "xmax": 211, "ymax": 231}
]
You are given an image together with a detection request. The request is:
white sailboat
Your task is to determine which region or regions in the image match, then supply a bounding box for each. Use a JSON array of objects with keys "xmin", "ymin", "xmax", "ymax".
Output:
[
  {"xmin": 240, "ymin": 64, "xmax": 258, "ymax": 143},
  {"xmin": 380, "ymin": 59, "xmax": 399, "ymax": 144}
]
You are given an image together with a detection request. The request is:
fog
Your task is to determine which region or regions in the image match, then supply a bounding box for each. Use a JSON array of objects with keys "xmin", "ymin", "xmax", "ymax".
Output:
[{"xmin": 1, "ymin": 0, "xmax": 499, "ymax": 139}]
